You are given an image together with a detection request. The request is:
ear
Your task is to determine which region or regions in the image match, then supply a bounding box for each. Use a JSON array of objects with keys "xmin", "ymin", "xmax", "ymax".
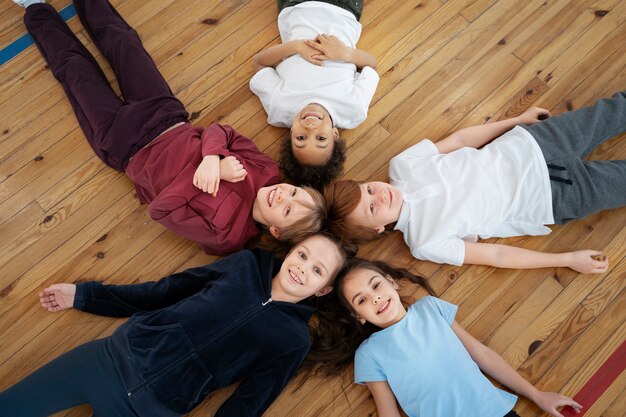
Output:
[
  {"xmin": 386, "ymin": 275, "xmax": 399, "ymax": 289},
  {"xmin": 315, "ymin": 286, "xmax": 333, "ymax": 297},
  {"xmin": 269, "ymin": 226, "xmax": 280, "ymax": 239},
  {"xmin": 332, "ymin": 127, "xmax": 340, "ymax": 141},
  {"xmin": 350, "ymin": 312, "xmax": 366, "ymax": 325},
  {"xmin": 375, "ymin": 226, "xmax": 385, "ymax": 234}
]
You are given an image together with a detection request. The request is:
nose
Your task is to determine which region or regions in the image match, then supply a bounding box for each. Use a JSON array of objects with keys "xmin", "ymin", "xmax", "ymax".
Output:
[
  {"xmin": 378, "ymin": 190, "xmax": 386, "ymax": 203},
  {"xmin": 276, "ymin": 189, "xmax": 286, "ymax": 204},
  {"xmin": 302, "ymin": 119, "xmax": 320, "ymax": 129},
  {"xmin": 373, "ymin": 295, "xmax": 381, "ymax": 304}
]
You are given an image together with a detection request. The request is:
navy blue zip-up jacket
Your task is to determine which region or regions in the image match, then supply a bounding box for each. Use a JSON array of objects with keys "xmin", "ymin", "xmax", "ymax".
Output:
[{"xmin": 73, "ymin": 249, "xmax": 315, "ymax": 417}]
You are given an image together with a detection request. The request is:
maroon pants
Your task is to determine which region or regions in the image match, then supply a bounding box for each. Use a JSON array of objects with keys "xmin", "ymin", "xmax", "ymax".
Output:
[{"xmin": 24, "ymin": 0, "xmax": 188, "ymax": 171}]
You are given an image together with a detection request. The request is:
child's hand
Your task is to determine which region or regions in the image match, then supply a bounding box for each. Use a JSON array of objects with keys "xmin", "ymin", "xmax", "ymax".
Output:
[
  {"xmin": 305, "ymin": 34, "xmax": 352, "ymax": 63},
  {"xmin": 39, "ymin": 284, "xmax": 76, "ymax": 312},
  {"xmin": 193, "ymin": 155, "xmax": 221, "ymax": 196},
  {"xmin": 533, "ymin": 391, "xmax": 582, "ymax": 417},
  {"xmin": 220, "ymin": 156, "xmax": 247, "ymax": 183},
  {"xmin": 519, "ymin": 107, "xmax": 551, "ymax": 125},
  {"xmin": 566, "ymin": 250, "xmax": 609, "ymax": 274},
  {"xmin": 294, "ymin": 40, "xmax": 325, "ymax": 65}
]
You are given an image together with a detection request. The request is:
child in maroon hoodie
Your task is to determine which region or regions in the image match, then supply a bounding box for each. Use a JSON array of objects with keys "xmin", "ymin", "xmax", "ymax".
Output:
[{"xmin": 16, "ymin": 0, "xmax": 325, "ymax": 255}]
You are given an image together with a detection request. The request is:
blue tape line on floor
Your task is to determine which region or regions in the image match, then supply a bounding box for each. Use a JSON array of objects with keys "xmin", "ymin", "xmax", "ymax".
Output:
[{"xmin": 0, "ymin": 3, "xmax": 77, "ymax": 66}]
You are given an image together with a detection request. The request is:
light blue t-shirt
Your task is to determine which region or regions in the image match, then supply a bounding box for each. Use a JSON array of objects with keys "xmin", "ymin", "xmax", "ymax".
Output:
[{"xmin": 354, "ymin": 296, "xmax": 517, "ymax": 417}]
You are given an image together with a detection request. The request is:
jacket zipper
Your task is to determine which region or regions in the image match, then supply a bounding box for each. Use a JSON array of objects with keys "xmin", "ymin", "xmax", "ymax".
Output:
[{"xmin": 127, "ymin": 296, "xmax": 275, "ymax": 397}]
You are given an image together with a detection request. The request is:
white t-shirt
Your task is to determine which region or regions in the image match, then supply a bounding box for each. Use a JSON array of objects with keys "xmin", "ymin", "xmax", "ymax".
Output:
[
  {"xmin": 390, "ymin": 126, "xmax": 554, "ymax": 266},
  {"xmin": 249, "ymin": 2, "xmax": 379, "ymax": 129},
  {"xmin": 355, "ymin": 297, "xmax": 517, "ymax": 417}
]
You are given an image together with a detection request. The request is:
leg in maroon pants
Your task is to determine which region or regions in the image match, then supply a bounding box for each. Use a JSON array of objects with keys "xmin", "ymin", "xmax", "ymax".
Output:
[{"xmin": 24, "ymin": 2, "xmax": 188, "ymax": 171}]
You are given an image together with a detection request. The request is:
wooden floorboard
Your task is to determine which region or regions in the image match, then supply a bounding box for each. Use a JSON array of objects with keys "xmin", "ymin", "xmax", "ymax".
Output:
[{"xmin": 1, "ymin": 0, "xmax": 624, "ymax": 416}]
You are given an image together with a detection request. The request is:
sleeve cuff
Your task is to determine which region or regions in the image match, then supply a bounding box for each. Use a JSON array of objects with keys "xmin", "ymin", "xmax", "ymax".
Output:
[{"xmin": 73, "ymin": 282, "xmax": 89, "ymax": 310}]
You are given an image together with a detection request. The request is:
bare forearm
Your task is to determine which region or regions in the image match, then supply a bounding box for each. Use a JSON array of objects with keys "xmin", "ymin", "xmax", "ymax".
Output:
[
  {"xmin": 464, "ymin": 242, "xmax": 609, "ymax": 274},
  {"xmin": 348, "ymin": 48, "xmax": 377, "ymax": 70},
  {"xmin": 454, "ymin": 116, "xmax": 521, "ymax": 149},
  {"xmin": 253, "ymin": 41, "xmax": 301, "ymax": 70},
  {"xmin": 484, "ymin": 244, "xmax": 568, "ymax": 269},
  {"xmin": 477, "ymin": 348, "xmax": 540, "ymax": 402}
]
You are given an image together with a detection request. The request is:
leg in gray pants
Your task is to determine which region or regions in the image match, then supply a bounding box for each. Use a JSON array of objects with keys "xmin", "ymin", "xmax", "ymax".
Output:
[{"xmin": 522, "ymin": 91, "xmax": 626, "ymax": 224}]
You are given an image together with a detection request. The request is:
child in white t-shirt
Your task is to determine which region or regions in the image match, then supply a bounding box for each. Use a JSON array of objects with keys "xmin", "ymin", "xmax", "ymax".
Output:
[
  {"xmin": 324, "ymin": 92, "xmax": 626, "ymax": 273},
  {"xmin": 250, "ymin": 1, "xmax": 379, "ymax": 189}
]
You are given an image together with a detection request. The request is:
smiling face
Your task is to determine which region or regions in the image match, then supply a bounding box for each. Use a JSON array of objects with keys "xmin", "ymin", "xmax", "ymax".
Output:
[
  {"xmin": 341, "ymin": 267, "xmax": 407, "ymax": 328},
  {"xmin": 346, "ymin": 182, "xmax": 403, "ymax": 233},
  {"xmin": 271, "ymin": 235, "xmax": 345, "ymax": 303},
  {"xmin": 290, "ymin": 103, "xmax": 339, "ymax": 166},
  {"xmin": 253, "ymin": 183, "xmax": 317, "ymax": 237}
]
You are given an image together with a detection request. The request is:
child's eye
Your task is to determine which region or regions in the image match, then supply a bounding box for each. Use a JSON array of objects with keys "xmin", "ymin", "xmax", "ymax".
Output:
[
  {"xmin": 358, "ymin": 298, "xmax": 365, "ymax": 305},
  {"xmin": 298, "ymin": 251, "xmax": 306, "ymax": 259},
  {"xmin": 373, "ymin": 282, "xmax": 380, "ymax": 289},
  {"xmin": 292, "ymin": 188, "xmax": 297, "ymax": 197},
  {"xmin": 317, "ymin": 136, "xmax": 327, "ymax": 141},
  {"xmin": 314, "ymin": 266, "xmax": 322, "ymax": 275},
  {"xmin": 296, "ymin": 135, "xmax": 305, "ymax": 140},
  {"xmin": 285, "ymin": 206, "xmax": 291, "ymax": 216},
  {"xmin": 367, "ymin": 185, "xmax": 372, "ymax": 195},
  {"xmin": 370, "ymin": 203, "xmax": 374, "ymax": 214}
]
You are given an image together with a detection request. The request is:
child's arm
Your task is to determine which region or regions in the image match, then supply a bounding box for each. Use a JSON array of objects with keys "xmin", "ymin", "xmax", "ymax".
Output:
[
  {"xmin": 193, "ymin": 155, "xmax": 221, "ymax": 196},
  {"xmin": 305, "ymin": 34, "xmax": 377, "ymax": 70},
  {"xmin": 39, "ymin": 262, "xmax": 229, "ymax": 317},
  {"xmin": 451, "ymin": 321, "xmax": 582, "ymax": 417},
  {"xmin": 214, "ymin": 347, "xmax": 308, "ymax": 417},
  {"xmin": 464, "ymin": 242, "xmax": 609, "ymax": 274},
  {"xmin": 435, "ymin": 107, "xmax": 550, "ymax": 154},
  {"xmin": 252, "ymin": 40, "xmax": 323, "ymax": 71},
  {"xmin": 366, "ymin": 381, "xmax": 403, "ymax": 417}
]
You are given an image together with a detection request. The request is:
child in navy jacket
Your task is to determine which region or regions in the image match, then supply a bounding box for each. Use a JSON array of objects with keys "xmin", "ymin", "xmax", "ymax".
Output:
[{"xmin": 0, "ymin": 234, "xmax": 347, "ymax": 416}]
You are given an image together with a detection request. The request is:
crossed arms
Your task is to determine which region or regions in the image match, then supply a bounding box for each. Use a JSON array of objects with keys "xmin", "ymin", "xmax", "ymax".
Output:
[{"xmin": 252, "ymin": 34, "xmax": 377, "ymax": 72}]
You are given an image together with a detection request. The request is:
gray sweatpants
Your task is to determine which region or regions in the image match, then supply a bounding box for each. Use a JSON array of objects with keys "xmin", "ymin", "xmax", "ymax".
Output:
[{"xmin": 522, "ymin": 91, "xmax": 626, "ymax": 224}]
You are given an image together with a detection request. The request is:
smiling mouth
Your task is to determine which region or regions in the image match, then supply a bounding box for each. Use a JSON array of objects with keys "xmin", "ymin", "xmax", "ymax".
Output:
[
  {"xmin": 267, "ymin": 188, "xmax": 277, "ymax": 206},
  {"xmin": 289, "ymin": 269, "xmax": 303, "ymax": 285},
  {"xmin": 302, "ymin": 112, "xmax": 322, "ymax": 120},
  {"xmin": 377, "ymin": 299, "xmax": 390, "ymax": 314}
]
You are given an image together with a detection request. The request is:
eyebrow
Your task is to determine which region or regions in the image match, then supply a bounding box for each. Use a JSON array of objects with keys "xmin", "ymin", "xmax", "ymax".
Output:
[
  {"xmin": 361, "ymin": 187, "xmax": 373, "ymax": 218},
  {"xmin": 294, "ymin": 143, "xmax": 329, "ymax": 149},
  {"xmin": 351, "ymin": 275, "xmax": 377, "ymax": 304}
]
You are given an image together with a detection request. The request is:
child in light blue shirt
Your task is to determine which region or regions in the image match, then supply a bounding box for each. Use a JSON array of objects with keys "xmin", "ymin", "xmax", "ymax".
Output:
[
  {"xmin": 309, "ymin": 258, "xmax": 582, "ymax": 417},
  {"xmin": 355, "ymin": 296, "xmax": 517, "ymax": 417}
]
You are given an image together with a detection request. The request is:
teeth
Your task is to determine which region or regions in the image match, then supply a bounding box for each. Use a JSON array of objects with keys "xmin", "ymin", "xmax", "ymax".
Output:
[
  {"xmin": 289, "ymin": 270, "xmax": 303, "ymax": 285},
  {"xmin": 268, "ymin": 189, "xmax": 276, "ymax": 206},
  {"xmin": 303, "ymin": 112, "xmax": 321, "ymax": 120}
]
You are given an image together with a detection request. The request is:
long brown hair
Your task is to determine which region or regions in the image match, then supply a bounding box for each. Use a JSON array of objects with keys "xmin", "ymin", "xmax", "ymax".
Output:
[
  {"xmin": 301, "ymin": 258, "xmax": 435, "ymax": 377},
  {"xmin": 324, "ymin": 180, "xmax": 383, "ymax": 245}
]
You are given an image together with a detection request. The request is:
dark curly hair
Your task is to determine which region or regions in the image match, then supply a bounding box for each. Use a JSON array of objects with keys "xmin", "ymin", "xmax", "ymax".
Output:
[{"xmin": 279, "ymin": 135, "xmax": 347, "ymax": 190}]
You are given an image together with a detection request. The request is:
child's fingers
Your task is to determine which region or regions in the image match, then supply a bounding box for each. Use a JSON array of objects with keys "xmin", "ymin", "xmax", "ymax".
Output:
[{"xmin": 537, "ymin": 110, "xmax": 551, "ymax": 120}]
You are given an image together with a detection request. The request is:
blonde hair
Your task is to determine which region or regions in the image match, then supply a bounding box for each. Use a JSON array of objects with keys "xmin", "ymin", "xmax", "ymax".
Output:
[
  {"xmin": 251, "ymin": 186, "xmax": 328, "ymax": 258},
  {"xmin": 277, "ymin": 186, "xmax": 327, "ymax": 243}
]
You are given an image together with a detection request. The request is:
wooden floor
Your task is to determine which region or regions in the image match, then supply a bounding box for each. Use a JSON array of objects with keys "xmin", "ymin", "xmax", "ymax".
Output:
[{"xmin": 1, "ymin": 0, "xmax": 625, "ymax": 416}]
